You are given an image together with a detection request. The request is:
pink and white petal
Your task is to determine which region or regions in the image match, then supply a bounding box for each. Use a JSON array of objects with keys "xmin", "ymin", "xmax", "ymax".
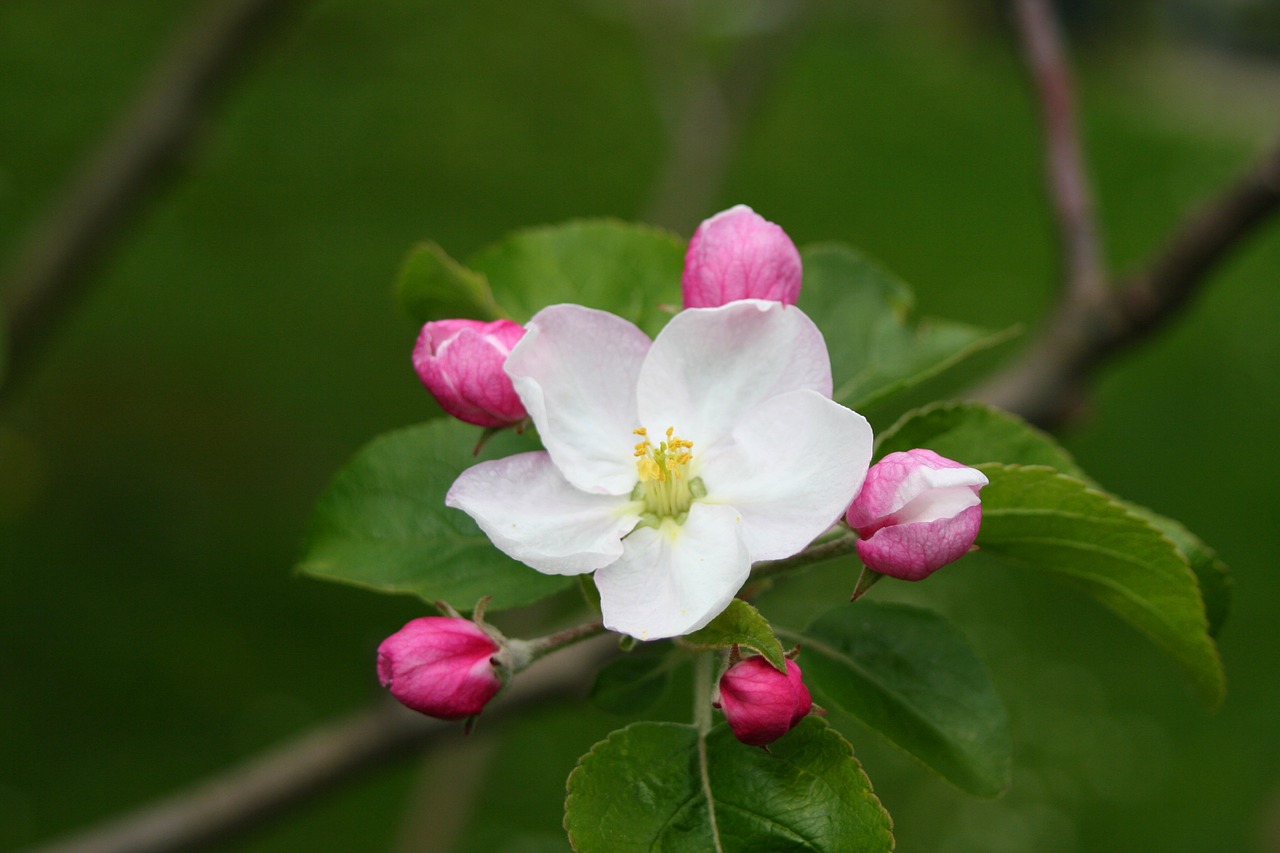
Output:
[
  {"xmin": 856, "ymin": 504, "xmax": 983, "ymax": 581},
  {"xmin": 848, "ymin": 453, "xmax": 987, "ymax": 529},
  {"xmin": 636, "ymin": 300, "xmax": 833, "ymax": 451},
  {"xmin": 894, "ymin": 470, "xmax": 986, "ymax": 525},
  {"xmin": 505, "ymin": 304, "xmax": 651, "ymax": 495},
  {"xmin": 445, "ymin": 451, "xmax": 641, "ymax": 575},
  {"xmin": 595, "ymin": 503, "xmax": 750, "ymax": 640},
  {"xmin": 699, "ymin": 389, "xmax": 872, "ymax": 562}
]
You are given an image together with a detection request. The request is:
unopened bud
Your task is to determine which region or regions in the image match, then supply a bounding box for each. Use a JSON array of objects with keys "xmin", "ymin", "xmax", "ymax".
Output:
[
  {"xmin": 682, "ymin": 205, "xmax": 802, "ymax": 309},
  {"xmin": 413, "ymin": 319, "xmax": 526, "ymax": 427},
  {"xmin": 715, "ymin": 656, "xmax": 812, "ymax": 747},
  {"xmin": 845, "ymin": 448, "xmax": 987, "ymax": 581},
  {"xmin": 376, "ymin": 616, "xmax": 503, "ymax": 719}
]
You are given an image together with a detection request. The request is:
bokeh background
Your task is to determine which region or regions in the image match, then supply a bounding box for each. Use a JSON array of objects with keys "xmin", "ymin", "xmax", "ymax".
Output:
[{"xmin": 2, "ymin": 1, "xmax": 1278, "ymax": 851}]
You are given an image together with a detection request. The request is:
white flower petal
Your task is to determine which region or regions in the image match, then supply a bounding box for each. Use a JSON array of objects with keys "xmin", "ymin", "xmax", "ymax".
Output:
[
  {"xmin": 446, "ymin": 451, "xmax": 641, "ymax": 575},
  {"xmin": 595, "ymin": 502, "xmax": 750, "ymax": 640},
  {"xmin": 699, "ymin": 389, "xmax": 872, "ymax": 561},
  {"xmin": 506, "ymin": 304, "xmax": 651, "ymax": 495},
  {"xmin": 636, "ymin": 300, "xmax": 833, "ymax": 450}
]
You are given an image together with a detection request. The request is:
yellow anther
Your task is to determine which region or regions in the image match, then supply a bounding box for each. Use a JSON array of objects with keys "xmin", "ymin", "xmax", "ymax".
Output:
[
  {"xmin": 636, "ymin": 457, "xmax": 663, "ymax": 482},
  {"xmin": 632, "ymin": 425, "xmax": 697, "ymax": 517}
]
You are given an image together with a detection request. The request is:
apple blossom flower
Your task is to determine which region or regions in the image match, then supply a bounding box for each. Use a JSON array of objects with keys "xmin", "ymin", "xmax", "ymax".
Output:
[
  {"xmin": 377, "ymin": 616, "xmax": 504, "ymax": 719},
  {"xmin": 446, "ymin": 299, "xmax": 872, "ymax": 640},
  {"xmin": 413, "ymin": 319, "xmax": 526, "ymax": 427},
  {"xmin": 715, "ymin": 656, "xmax": 813, "ymax": 746},
  {"xmin": 845, "ymin": 448, "xmax": 987, "ymax": 581},
  {"xmin": 682, "ymin": 205, "xmax": 803, "ymax": 308}
]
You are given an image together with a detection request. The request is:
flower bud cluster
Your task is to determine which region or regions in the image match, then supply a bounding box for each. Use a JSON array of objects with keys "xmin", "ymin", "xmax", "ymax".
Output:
[
  {"xmin": 398, "ymin": 205, "xmax": 988, "ymax": 740},
  {"xmin": 414, "ymin": 206, "xmax": 806, "ymax": 430}
]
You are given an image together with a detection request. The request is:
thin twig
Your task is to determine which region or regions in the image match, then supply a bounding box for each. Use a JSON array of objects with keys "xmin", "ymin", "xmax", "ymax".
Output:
[
  {"xmin": 751, "ymin": 531, "xmax": 860, "ymax": 582},
  {"xmin": 630, "ymin": 0, "xmax": 811, "ymax": 234},
  {"xmin": 975, "ymin": 135, "xmax": 1280, "ymax": 427},
  {"xmin": 1117, "ymin": 138, "xmax": 1280, "ymax": 343},
  {"xmin": 1012, "ymin": 0, "xmax": 1107, "ymax": 304},
  {"xmin": 21, "ymin": 636, "xmax": 615, "ymax": 853},
  {"xmin": 391, "ymin": 733, "xmax": 499, "ymax": 853},
  {"xmin": 0, "ymin": 0, "xmax": 303, "ymax": 404},
  {"xmin": 974, "ymin": 0, "xmax": 1280, "ymax": 428}
]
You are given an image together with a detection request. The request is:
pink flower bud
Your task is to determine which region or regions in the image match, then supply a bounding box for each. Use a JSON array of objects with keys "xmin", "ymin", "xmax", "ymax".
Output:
[
  {"xmin": 376, "ymin": 617, "xmax": 503, "ymax": 719},
  {"xmin": 715, "ymin": 656, "xmax": 812, "ymax": 747},
  {"xmin": 682, "ymin": 205, "xmax": 802, "ymax": 308},
  {"xmin": 845, "ymin": 448, "xmax": 988, "ymax": 581},
  {"xmin": 413, "ymin": 319, "xmax": 526, "ymax": 428}
]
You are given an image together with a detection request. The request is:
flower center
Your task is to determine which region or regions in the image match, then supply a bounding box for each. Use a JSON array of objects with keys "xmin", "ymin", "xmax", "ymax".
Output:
[{"xmin": 632, "ymin": 426, "xmax": 703, "ymax": 519}]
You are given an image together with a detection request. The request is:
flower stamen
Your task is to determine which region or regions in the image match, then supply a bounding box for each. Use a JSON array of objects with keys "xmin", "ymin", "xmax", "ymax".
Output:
[{"xmin": 633, "ymin": 425, "xmax": 697, "ymax": 517}]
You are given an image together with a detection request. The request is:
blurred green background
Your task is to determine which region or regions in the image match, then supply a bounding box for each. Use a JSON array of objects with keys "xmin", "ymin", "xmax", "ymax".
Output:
[{"xmin": 2, "ymin": 1, "xmax": 1278, "ymax": 851}]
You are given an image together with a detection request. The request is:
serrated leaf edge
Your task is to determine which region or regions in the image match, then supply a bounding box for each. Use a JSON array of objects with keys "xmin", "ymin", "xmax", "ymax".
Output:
[
  {"xmin": 978, "ymin": 463, "xmax": 1225, "ymax": 709},
  {"xmin": 564, "ymin": 719, "xmax": 894, "ymax": 853},
  {"xmin": 779, "ymin": 610, "xmax": 1012, "ymax": 798}
]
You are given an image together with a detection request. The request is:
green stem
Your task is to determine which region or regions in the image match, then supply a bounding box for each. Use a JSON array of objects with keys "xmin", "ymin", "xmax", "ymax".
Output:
[
  {"xmin": 507, "ymin": 620, "xmax": 606, "ymax": 672},
  {"xmin": 692, "ymin": 652, "xmax": 725, "ymax": 852},
  {"xmin": 693, "ymin": 651, "xmax": 714, "ymax": 733},
  {"xmin": 750, "ymin": 530, "xmax": 861, "ymax": 582}
]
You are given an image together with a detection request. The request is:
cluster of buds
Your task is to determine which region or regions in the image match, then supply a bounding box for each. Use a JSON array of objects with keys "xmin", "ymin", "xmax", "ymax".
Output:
[
  {"xmin": 394, "ymin": 206, "xmax": 987, "ymax": 734},
  {"xmin": 410, "ymin": 205, "xmax": 801, "ymax": 429}
]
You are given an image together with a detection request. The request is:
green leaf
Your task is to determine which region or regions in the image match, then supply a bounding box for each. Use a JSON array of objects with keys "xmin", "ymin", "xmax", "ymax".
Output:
[
  {"xmin": 1115, "ymin": 506, "xmax": 1232, "ymax": 639},
  {"xmin": 578, "ymin": 574, "xmax": 602, "ymax": 614},
  {"xmin": 564, "ymin": 718, "xmax": 894, "ymax": 853},
  {"xmin": 875, "ymin": 401, "xmax": 1085, "ymax": 476},
  {"xmin": 785, "ymin": 601, "xmax": 1010, "ymax": 797},
  {"xmin": 298, "ymin": 419, "xmax": 572, "ymax": 611},
  {"xmin": 681, "ymin": 599, "xmax": 787, "ymax": 671},
  {"xmin": 469, "ymin": 219, "xmax": 684, "ymax": 337},
  {"xmin": 395, "ymin": 241, "xmax": 506, "ymax": 325},
  {"xmin": 798, "ymin": 246, "xmax": 1016, "ymax": 411},
  {"xmin": 590, "ymin": 644, "xmax": 680, "ymax": 716},
  {"xmin": 876, "ymin": 404, "xmax": 1231, "ymax": 638},
  {"xmin": 977, "ymin": 464, "xmax": 1225, "ymax": 708}
]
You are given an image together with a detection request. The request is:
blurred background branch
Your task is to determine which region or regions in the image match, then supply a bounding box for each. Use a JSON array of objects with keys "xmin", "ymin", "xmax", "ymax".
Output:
[
  {"xmin": 22, "ymin": 637, "xmax": 614, "ymax": 853},
  {"xmin": 624, "ymin": 0, "xmax": 812, "ymax": 233},
  {"xmin": 1011, "ymin": 0, "xmax": 1106, "ymax": 306},
  {"xmin": 973, "ymin": 0, "xmax": 1280, "ymax": 427},
  {"xmin": 0, "ymin": 0, "xmax": 302, "ymax": 407},
  {"xmin": 976, "ymin": 134, "xmax": 1280, "ymax": 425}
]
